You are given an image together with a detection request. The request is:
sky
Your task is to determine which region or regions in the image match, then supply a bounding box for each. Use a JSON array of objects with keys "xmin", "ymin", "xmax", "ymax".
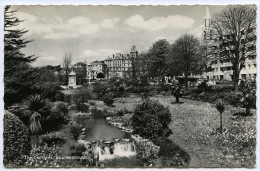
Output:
[{"xmin": 10, "ymin": 5, "xmax": 227, "ymax": 67}]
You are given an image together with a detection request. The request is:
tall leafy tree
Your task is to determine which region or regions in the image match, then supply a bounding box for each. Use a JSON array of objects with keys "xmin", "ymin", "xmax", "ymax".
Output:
[
  {"xmin": 210, "ymin": 5, "xmax": 256, "ymax": 91},
  {"xmin": 147, "ymin": 39, "xmax": 171, "ymax": 81},
  {"xmin": 4, "ymin": 5, "xmax": 38, "ymax": 107},
  {"xmin": 168, "ymin": 34, "xmax": 205, "ymax": 88}
]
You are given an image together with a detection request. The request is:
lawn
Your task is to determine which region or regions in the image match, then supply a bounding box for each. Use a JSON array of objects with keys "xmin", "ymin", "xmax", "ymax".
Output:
[{"xmin": 102, "ymin": 95, "xmax": 256, "ymax": 167}]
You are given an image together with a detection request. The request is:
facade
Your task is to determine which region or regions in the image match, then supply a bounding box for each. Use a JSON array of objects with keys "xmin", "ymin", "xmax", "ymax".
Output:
[
  {"xmin": 203, "ymin": 7, "xmax": 257, "ymax": 81},
  {"xmin": 86, "ymin": 60, "xmax": 106, "ymax": 80},
  {"xmin": 86, "ymin": 45, "xmax": 138, "ymax": 80}
]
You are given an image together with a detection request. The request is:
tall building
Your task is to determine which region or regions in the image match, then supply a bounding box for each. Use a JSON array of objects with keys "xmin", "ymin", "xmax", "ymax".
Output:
[
  {"xmin": 86, "ymin": 45, "xmax": 138, "ymax": 80},
  {"xmin": 203, "ymin": 6, "xmax": 257, "ymax": 81}
]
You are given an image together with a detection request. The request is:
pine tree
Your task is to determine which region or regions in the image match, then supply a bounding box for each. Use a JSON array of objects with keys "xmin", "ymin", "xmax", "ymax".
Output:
[{"xmin": 4, "ymin": 5, "xmax": 38, "ymax": 107}]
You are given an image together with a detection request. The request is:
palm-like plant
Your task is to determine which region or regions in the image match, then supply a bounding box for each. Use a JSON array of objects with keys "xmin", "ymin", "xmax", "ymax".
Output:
[
  {"xmin": 30, "ymin": 112, "xmax": 42, "ymax": 146},
  {"xmin": 24, "ymin": 94, "xmax": 47, "ymax": 112},
  {"xmin": 215, "ymin": 98, "xmax": 226, "ymax": 133}
]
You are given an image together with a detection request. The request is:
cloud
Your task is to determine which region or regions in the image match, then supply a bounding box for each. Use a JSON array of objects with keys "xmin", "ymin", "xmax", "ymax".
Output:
[
  {"xmin": 15, "ymin": 12, "xmax": 120, "ymax": 40},
  {"xmin": 124, "ymin": 15, "xmax": 195, "ymax": 32},
  {"xmin": 99, "ymin": 17, "xmax": 120, "ymax": 29},
  {"xmin": 189, "ymin": 24, "xmax": 204, "ymax": 38},
  {"xmin": 82, "ymin": 49, "xmax": 120, "ymax": 62},
  {"xmin": 32, "ymin": 55, "xmax": 61, "ymax": 67}
]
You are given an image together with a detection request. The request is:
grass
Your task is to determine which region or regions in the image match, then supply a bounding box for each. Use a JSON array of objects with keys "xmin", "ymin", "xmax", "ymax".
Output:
[{"xmin": 98, "ymin": 95, "xmax": 256, "ymax": 167}]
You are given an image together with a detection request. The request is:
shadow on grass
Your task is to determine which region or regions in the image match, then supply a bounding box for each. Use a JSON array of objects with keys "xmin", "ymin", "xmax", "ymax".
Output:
[
  {"xmin": 233, "ymin": 112, "xmax": 253, "ymax": 117},
  {"xmin": 171, "ymin": 102, "xmax": 184, "ymax": 104},
  {"xmin": 153, "ymin": 137, "xmax": 191, "ymax": 167}
]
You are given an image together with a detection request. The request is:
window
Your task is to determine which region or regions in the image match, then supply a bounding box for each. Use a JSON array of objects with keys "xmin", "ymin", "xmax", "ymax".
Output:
[
  {"xmin": 248, "ymin": 64, "xmax": 251, "ymax": 69},
  {"xmin": 254, "ymin": 64, "xmax": 257, "ymax": 68}
]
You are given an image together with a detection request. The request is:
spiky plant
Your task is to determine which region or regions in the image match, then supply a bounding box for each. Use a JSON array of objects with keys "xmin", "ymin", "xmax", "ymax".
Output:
[
  {"xmin": 24, "ymin": 94, "xmax": 47, "ymax": 112},
  {"xmin": 30, "ymin": 112, "xmax": 42, "ymax": 146},
  {"xmin": 215, "ymin": 98, "xmax": 226, "ymax": 133}
]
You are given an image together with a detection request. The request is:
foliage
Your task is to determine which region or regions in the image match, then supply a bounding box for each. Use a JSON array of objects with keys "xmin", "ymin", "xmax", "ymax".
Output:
[
  {"xmin": 4, "ymin": 5, "xmax": 38, "ymax": 107},
  {"xmin": 75, "ymin": 100, "xmax": 89, "ymax": 112},
  {"xmin": 30, "ymin": 112, "xmax": 42, "ymax": 146},
  {"xmin": 70, "ymin": 124, "xmax": 82, "ymax": 140},
  {"xmin": 167, "ymin": 34, "xmax": 205, "ymax": 87},
  {"xmin": 24, "ymin": 94, "xmax": 47, "ymax": 112},
  {"xmin": 74, "ymin": 87, "xmax": 95, "ymax": 103},
  {"xmin": 4, "ymin": 110, "xmax": 31, "ymax": 167},
  {"xmin": 30, "ymin": 112, "xmax": 42, "ymax": 135},
  {"xmin": 147, "ymin": 39, "xmax": 171, "ymax": 79},
  {"xmin": 75, "ymin": 144, "xmax": 86, "ymax": 153},
  {"xmin": 41, "ymin": 133, "xmax": 66, "ymax": 147},
  {"xmin": 93, "ymin": 81, "xmax": 110, "ymax": 100},
  {"xmin": 183, "ymin": 88, "xmax": 243, "ymax": 107},
  {"xmin": 132, "ymin": 100, "xmax": 172, "ymax": 140},
  {"xmin": 210, "ymin": 5, "xmax": 256, "ymax": 91},
  {"xmin": 239, "ymin": 79, "xmax": 256, "ymax": 115},
  {"xmin": 103, "ymin": 92, "xmax": 115, "ymax": 106},
  {"xmin": 55, "ymin": 91, "xmax": 65, "ymax": 101},
  {"xmin": 82, "ymin": 149, "xmax": 101, "ymax": 167},
  {"xmin": 10, "ymin": 108, "xmax": 32, "ymax": 126},
  {"xmin": 153, "ymin": 137, "xmax": 191, "ymax": 167},
  {"xmin": 215, "ymin": 99, "xmax": 225, "ymax": 114}
]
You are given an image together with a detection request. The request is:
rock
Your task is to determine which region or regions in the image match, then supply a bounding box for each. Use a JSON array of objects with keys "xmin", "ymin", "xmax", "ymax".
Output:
[
  {"xmin": 78, "ymin": 140, "xmax": 91, "ymax": 145},
  {"xmin": 106, "ymin": 117, "xmax": 112, "ymax": 121}
]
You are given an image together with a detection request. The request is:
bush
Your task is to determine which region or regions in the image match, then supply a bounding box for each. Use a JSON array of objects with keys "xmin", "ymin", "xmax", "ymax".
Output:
[
  {"xmin": 117, "ymin": 109, "xmax": 124, "ymax": 116},
  {"xmin": 132, "ymin": 100, "xmax": 172, "ymax": 140},
  {"xmin": 76, "ymin": 100, "xmax": 89, "ymax": 112},
  {"xmin": 75, "ymin": 144, "xmax": 86, "ymax": 153},
  {"xmin": 41, "ymin": 133, "xmax": 66, "ymax": 146},
  {"xmin": 55, "ymin": 91, "xmax": 65, "ymax": 101},
  {"xmin": 10, "ymin": 108, "xmax": 32, "ymax": 126},
  {"xmin": 70, "ymin": 124, "xmax": 82, "ymax": 140},
  {"xmin": 103, "ymin": 92, "xmax": 114, "ymax": 106},
  {"xmin": 4, "ymin": 110, "xmax": 31, "ymax": 166},
  {"xmin": 161, "ymin": 84, "xmax": 172, "ymax": 92}
]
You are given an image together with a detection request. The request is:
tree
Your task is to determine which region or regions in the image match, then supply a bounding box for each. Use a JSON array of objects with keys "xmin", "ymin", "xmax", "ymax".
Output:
[
  {"xmin": 4, "ymin": 5, "xmax": 38, "ymax": 107},
  {"xmin": 210, "ymin": 5, "xmax": 256, "ymax": 91},
  {"xmin": 147, "ymin": 39, "xmax": 171, "ymax": 81},
  {"xmin": 62, "ymin": 52, "xmax": 72, "ymax": 85},
  {"xmin": 168, "ymin": 34, "xmax": 205, "ymax": 88},
  {"xmin": 132, "ymin": 100, "xmax": 172, "ymax": 140}
]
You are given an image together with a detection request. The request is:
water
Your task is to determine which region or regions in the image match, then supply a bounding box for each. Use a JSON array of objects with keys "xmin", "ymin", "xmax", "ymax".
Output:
[{"xmin": 69, "ymin": 109, "xmax": 131, "ymax": 141}]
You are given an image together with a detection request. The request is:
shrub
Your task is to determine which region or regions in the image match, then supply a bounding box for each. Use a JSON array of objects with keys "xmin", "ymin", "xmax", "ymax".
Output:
[
  {"xmin": 70, "ymin": 124, "xmax": 82, "ymax": 140},
  {"xmin": 4, "ymin": 110, "xmax": 31, "ymax": 167},
  {"xmin": 132, "ymin": 100, "xmax": 172, "ymax": 140},
  {"xmin": 117, "ymin": 109, "xmax": 124, "ymax": 116},
  {"xmin": 76, "ymin": 101, "xmax": 89, "ymax": 112},
  {"xmin": 161, "ymin": 84, "xmax": 171, "ymax": 92},
  {"xmin": 93, "ymin": 82, "xmax": 109, "ymax": 100},
  {"xmin": 41, "ymin": 133, "xmax": 66, "ymax": 146},
  {"xmin": 55, "ymin": 91, "xmax": 65, "ymax": 101},
  {"xmin": 103, "ymin": 92, "xmax": 114, "ymax": 106},
  {"xmin": 10, "ymin": 108, "xmax": 32, "ymax": 126},
  {"xmin": 75, "ymin": 144, "xmax": 86, "ymax": 153}
]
